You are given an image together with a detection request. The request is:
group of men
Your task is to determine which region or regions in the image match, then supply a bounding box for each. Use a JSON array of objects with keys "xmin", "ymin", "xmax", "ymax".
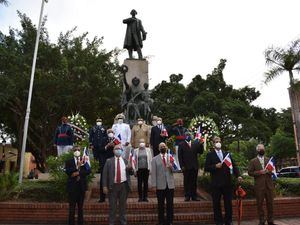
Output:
[{"xmin": 56, "ymin": 115, "xmax": 277, "ymax": 225}]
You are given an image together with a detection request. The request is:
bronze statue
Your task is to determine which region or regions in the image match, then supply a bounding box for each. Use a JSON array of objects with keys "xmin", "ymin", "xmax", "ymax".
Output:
[
  {"xmin": 120, "ymin": 65, "xmax": 153, "ymax": 125},
  {"xmin": 123, "ymin": 9, "xmax": 147, "ymax": 60}
]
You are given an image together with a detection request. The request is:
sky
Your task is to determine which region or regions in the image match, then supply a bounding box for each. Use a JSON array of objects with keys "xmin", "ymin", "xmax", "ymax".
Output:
[{"xmin": 1, "ymin": 0, "xmax": 300, "ymax": 111}]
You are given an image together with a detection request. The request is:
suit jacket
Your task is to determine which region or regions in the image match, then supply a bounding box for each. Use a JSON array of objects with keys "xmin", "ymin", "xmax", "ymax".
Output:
[
  {"xmin": 178, "ymin": 141, "xmax": 204, "ymax": 170},
  {"xmin": 102, "ymin": 157, "xmax": 133, "ymax": 192},
  {"xmin": 248, "ymin": 157, "xmax": 274, "ymax": 191},
  {"xmin": 151, "ymin": 154, "xmax": 175, "ymax": 190},
  {"xmin": 204, "ymin": 150, "xmax": 239, "ymax": 187},
  {"xmin": 150, "ymin": 126, "xmax": 166, "ymax": 151},
  {"xmin": 65, "ymin": 158, "xmax": 91, "ymax": 193},
  {"xmin": 131, "ymin": 124, "xmax": 149, "ymax": 148}
]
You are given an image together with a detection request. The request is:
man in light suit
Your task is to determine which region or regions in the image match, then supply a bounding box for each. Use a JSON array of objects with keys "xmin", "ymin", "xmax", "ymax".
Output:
[
  {"xmin": 102, "ymin": 145, "xmax": 133, "ymax": 225},
  {"xmin": 248, "ymin": 144, "xmax": 277, "ymax": 225},
  {"xmin": 112, "ymin": 114, "xmax": 131, "ymax": 148},
  {"xmin": 151, "ymin": 142, "xmax": 175, "ymax": 225}
]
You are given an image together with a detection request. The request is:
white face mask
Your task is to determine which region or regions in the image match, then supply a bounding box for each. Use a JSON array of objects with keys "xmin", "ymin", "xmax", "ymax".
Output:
[
  {"xmin": 157, "ymin": 120, "xmax": 162, "ymax": 125},
  {"xmin": 152, "ymin": 121, "xmax": 157, "ymax": 126},
  {"xmin": 139, "ymin": 142, "xmax": 146, "ymax": 148},
  {"xmin": 215, "ymin": 142, "xmax": 222, "ymax": 149},
  {"xmin": 138, "ymin": 121, "xmax": 143, "ymax": 125},
  {"xmin": 74, "ymin": 150, "xmax": 80, "ymax": 158},
  {"xmin": 108, "ymin": 133, "xmax": 114, "ymax": 138},
  {"xmin": 118, "ymin": 119, "xmax": 123, "ymax": 124},
  {"xmin": 96, "ymin": 122, "xmax": 102, "ymax": 126}
]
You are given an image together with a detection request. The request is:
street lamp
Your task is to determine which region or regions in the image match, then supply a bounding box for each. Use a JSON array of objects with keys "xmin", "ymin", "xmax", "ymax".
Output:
[
  {"xmin": 18, "ymin": 0, "xmax": 48, "ymax": 184},
  {"xmin": 1, "ymin": 139, "xmax": 6, "ymax": 158}
]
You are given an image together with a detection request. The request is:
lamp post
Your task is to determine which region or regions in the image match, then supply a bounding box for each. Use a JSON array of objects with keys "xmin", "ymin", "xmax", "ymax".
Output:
[{"xmin": 18, "ymin": 0, "xmax": 48, "ymax": 184}]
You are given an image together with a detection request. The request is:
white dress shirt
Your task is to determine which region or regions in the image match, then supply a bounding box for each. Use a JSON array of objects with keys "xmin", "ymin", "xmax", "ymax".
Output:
[
  {"xmin": 215, "ymin": 150, "xmax": 223, "ymax": 161},
  {"xmin": 257, "ymin": 155, "xmax": 265, "ymax": 169},
  {"xmin": 114, "ymin": 156, "xmax": 127, "ymax": 183}
]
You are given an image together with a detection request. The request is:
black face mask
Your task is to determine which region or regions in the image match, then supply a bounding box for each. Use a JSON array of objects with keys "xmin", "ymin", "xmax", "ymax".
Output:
[
  {"xmin": 258, "ymin": 150, "xmax": 265, "ymax": 156},
  {"xmin": 160, "ymin": 148, "xmax": 166, "ymax": 154}
]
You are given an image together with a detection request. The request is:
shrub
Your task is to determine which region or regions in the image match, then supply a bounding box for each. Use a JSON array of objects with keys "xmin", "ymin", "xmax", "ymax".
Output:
[
  {"xmin": 198, "ymin": 175, "xmax": 300, "ymax": 199},
  {"xmin": 0, "ymin": 173, "xmax": 19, "ymax": 201}
]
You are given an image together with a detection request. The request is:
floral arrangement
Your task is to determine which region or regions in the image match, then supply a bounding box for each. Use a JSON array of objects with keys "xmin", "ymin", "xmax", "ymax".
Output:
[
  {"xmin": 189, "ymin": 115, "xmax": 219, "ymax": 142},
  {"xmin": 68, "ymin": 113, "xmax": 89, "ymax": 143}
]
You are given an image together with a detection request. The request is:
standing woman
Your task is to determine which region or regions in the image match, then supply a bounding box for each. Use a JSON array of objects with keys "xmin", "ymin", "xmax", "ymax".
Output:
[{"xmin": 134, "ymin": 138, "xmax": 152, "ymax": 202}]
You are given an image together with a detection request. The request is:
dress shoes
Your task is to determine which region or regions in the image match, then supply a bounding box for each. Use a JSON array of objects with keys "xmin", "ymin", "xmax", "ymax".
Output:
[
  {"xmin": 268, "ymin": 222, "xmax": 277, "ymax": 225},
  {"xmin": 184, "ymin": 197, "xmax": 190, "ymax": 201},
  {"xmin": 98, "ymin": 198, "xmax": 105, "ymax": 203},
  {"xmin": 138, "ymin": 198, "xmax": 143, "ymax": 202},
  {"xmin": 143, "ymin": 198, "xmax": 149, "ymax": 202},
  {"xmin": 191, "ymin": 197, "xmax": 200, "ymax": 201}
]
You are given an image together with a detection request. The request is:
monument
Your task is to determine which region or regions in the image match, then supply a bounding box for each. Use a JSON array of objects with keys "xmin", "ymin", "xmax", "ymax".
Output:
[{"xmin": 121, "ymin": 9, "xmax": 153, "ymax": 125}]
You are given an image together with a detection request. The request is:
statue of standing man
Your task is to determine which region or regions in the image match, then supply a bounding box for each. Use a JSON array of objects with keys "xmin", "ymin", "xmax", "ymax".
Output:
[{"xmin": 123, "ymin": 9, "xmax": 147, "ymax": 60}]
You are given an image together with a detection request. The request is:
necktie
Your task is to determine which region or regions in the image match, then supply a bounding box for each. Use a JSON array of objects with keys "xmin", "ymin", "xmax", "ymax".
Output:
[
  {"xmin": 162, "ymin": 155, "xmax": 166, "ymax": 167},
  {"xmin": 116, "ymin": 158, "xmax": 121, "ymax": 183}
]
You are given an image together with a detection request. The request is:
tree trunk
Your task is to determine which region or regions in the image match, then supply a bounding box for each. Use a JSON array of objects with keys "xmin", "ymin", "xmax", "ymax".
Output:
[{"xmin": 289, "ymin": 70, "xmax": 294, "ymax": 85}]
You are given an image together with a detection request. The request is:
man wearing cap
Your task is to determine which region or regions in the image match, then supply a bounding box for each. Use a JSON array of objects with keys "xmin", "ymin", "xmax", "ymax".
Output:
[
  {"xmin": 65, "ymin": 146, "xmax": 91, "ymax": 225},
  {"xmin": 112, "ymin": 114, "xmax": 131, "ymax": 148},
  {"xmin": 150, "ymin": 117, "xmax": 168, "ymax": 156},
  {"xmin": 89, "ymin": 118, "xmax": 107, "ymax": 161},
  {"xmin": 131, "ymin": 118, "xmax": 149, "ymax": 148},
  {"xmin": 102, "ymin": 145, "xmax": 133, "ymax": 225},
  {"xmin": 54, "ymin": 116, "xmax": 74, "ymax": 156}
]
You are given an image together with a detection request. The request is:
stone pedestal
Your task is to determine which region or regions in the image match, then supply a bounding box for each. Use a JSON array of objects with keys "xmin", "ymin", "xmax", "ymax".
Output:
[{"xmin": 123, "ymin": 59, "xmax": 149, "ymax": 91}]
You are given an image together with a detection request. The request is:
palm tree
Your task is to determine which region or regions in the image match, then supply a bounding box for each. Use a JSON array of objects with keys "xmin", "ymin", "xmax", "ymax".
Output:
[
  {"xmin": 0, "ymin": 0, "xmax": 9, "ymax": 6},
  {"xmin": 264, "ymin": 39, "xmax": 300, "ymax": 85}
]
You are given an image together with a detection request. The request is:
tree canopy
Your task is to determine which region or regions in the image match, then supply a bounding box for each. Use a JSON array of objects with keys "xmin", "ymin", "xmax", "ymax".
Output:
[{"xmin": 0, "ymin": 12, "xmax": 122, "ymax": 170}]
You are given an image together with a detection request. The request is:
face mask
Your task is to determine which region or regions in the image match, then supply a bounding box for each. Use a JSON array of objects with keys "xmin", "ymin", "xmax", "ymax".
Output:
[
  {"xmin": 96, "ymin": 122, "xmax": 102, "ymax": 126},
  {"xmin": 138, "ymin": 121, "xmax": 143, "ymax": 125},
  {"xmin": 74, "ymin": 150, "xmax": 80, "ymax": 158},
  {"xmin": 139, "ymin": 142, "xmax": 146, "ymax": 148},
  {"xmin": 185, "ymin": 136, "xmax": 192, "ymax": 142},
  {"xmin": 215, "ymin": 142, "xmax": 222, "ymax": 149},
  {"xmin": 152, "ymin": 121, "xmax": 157, "ymax": 126},
  {"xmin": 258, "ymin": 150, "xmax": 265, "ymax": 156},
  {"xmin": 114, "ymin": 149, "xmax": 123, "ymax": 157},
  {"xmin": 157, "ymin": 120, "xmax": 162, "ymax": 125},
  {"xmin": 118, "ymin": 119, "xmax": 123, "ymax": 124},
  {"xmin": 160, "ymin": 147, "xmax": 166, "ymax": 154},
  {"xmin": 108, "ymin": 133, "xmax": 114, "ymax": 138}
]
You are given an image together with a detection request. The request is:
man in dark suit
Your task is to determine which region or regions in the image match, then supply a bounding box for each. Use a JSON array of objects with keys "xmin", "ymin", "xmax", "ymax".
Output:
[
  {"xmin": 248, "ymin": 144, "xmax": 277, "ymax": 225},
  {"xmin": 178, "ymin": 132, "xmax": 204, "ymax": 201},
  {"xmin": 102, "ymin": 145, "xmax": 133, "ymax": 225},
  {"xmin": 150, "ymin": 117, "xmax": 168, "ymax": 156},
  {"xmin": 65, "ymin": 146, "xmax": 91, "ymax": 225},
  {"xmin": 151, "ymin": 142, "xmax": 175, "ymax": 225},
  {"xmin": 204, "ymin": 137, "xmax": 242, "ymax": 225}
]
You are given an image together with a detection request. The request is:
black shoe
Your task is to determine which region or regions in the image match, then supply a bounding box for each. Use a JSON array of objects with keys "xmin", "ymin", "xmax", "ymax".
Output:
[
  {"xmin": 268, "ymin": 222, "xmax": 277, "ymax": 225},
  {"xmin": 138, "ymin": 198, "xmax": 143, "ymax": 202},
  {"xmin": 98, "ymin": 198, "xmax": 105, "ymax": 203},
  {"xmin": 191, "ymin": 197, "xmax": 200, "ymax": 201},
  {"xmin": 184, "ymin": 197, "xmax": 190, "ymax": 201},
  {"xmin": 258, "ymin": 222, "xmax": 265, "ymax": 225},
  {"xmin": 143, "ymin": 198, "xmax": 149, "ymax": 202}
]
